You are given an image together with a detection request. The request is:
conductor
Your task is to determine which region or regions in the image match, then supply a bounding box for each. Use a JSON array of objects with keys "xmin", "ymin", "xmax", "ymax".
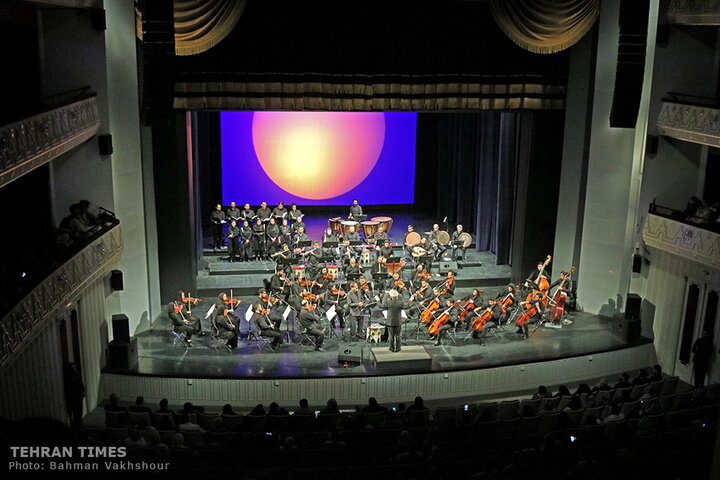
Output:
[{"xmin": 380, "ymin": 289, "xmax": 414, "ymax": 353}]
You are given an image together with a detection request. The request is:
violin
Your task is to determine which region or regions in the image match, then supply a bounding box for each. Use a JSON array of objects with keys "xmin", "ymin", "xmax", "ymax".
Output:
[
  {"xmin": 360, "ymin": 283, "xmax": 370, "ymax": 292},
  {"xmin": 224, "ymin": 297, "xmax": 243, "ymax": 305},
  {"xmin": 394, "ymin": 279, "xmax": 406, "ymax": 289},
  {"xmin": 331, "ymin": 286, "xmax": 346, "ymax": 297},
  {"xmin": 182, "ymin": 295, "xmax": 201, "ymax": 304},
  {"xmin": 417, "ymin": 271, "xmax": 431, "ymax": 280},
  {"xmin": 257, "ymin": 307, "xmax": 271, "ymax": 316},
  {"xmin": 173, "ymin": 302, "xmax": 184, "ymax": 314}
]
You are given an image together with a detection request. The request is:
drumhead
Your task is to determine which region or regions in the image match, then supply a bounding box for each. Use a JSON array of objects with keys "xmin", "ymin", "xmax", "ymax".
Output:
[
  {"xmin": 341, "ymin": 221, "xmax": 359, "ymax": 226},
  {"xmin": 458, "ymin": 232, "xmax": 472, "ymax": 247},
  {"xmin": 405, "ymin": 231, "xmax": 421, "ymax": 246},
  {"xmin": 437, "ymin": 230, "xmax": 450, "ymax": 245}
]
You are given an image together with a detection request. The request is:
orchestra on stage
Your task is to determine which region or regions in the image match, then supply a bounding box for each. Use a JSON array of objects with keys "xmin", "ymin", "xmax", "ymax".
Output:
[{"xmin": 169, "ymin": 200, "xmax": 577, "ymax": 354}]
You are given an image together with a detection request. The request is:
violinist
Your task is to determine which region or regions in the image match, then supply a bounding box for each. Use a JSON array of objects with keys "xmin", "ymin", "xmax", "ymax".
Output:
[
  {"xmin": 347, "ymin": 281, "xmax": 365, "ymax": 337},
  {"xmin": 253, "ymin": 219, "xmax": 267, "ymax": 260},
  {"xmin": 312, "ymin": 266, "xmax": 332, "ymax": 294},
  {"xmin": 411, "ymin": 279, "xmax": 433, "ymax": 303},
  {"xmin": 432, "ymin": 298, "xmax": 460, "ymax": 346},
  {"xmin": 239, "ymin": 220, "xmax": 254, "ymax": 261},
  {"xmin": 322, "ymin": 284, "xmax": 347, "ymax": 329},
  {"xmin": 435, "ymin": 271, "xmax": 456, "ymax": 300},
  {"xmin": 178, "ymin": 291, "xmax": 204, "ymax": 334},
  {"xmin": 298, "ymin": 300, "xmax": 325, "ymax": 351},
  {"xmin": 227, "ymin": 220, "xmax": 241, "ymax": 263},
  {"xmin": 517, "ymin": 291, "xmax": 546, "ymax": 339},
  {"xmin": 167, "ymin": 300, "xmax": 200, "ymax": 346},
  {"xmin": 226, "ymin": 201, "xmax": 241, "ymax": 224},
  {"xmin": 358, "ymin": 275, "xmax": 372, "ymax": 297},
  {"xmin": 256, "ymin": 201, "xmax": 272, "ymax": 223},
  {"xmin": 270, "ymin": 266, "xmax": 290, "ymax": 297},
  {"xmin": 272, "ymin": 201, "xmax": 288, "ymax": 221},
  {"xmin": 265, "ymin": 217, "xmax": 281, "ymax": 256},
  {"xmin": 386, "ymin": 272, "xmax": 407, "ymax": 295},
  {"xmin": 252, "ymin": 305, "xmax": 283, "ymax": 348},
  {"xmin": 254, "ymin": 288, "xmax": 284, "ymax": 329},
  {"xmin": 211, "ymin": 203, "xmax": 226, "ymax": 251},
  {"xmin": 216, "ymin": 304, "xmax": 239, "ymax": 350},
  {"xmin": 410, "ymin": 264, "xmax": 431, "ymax": 288}
]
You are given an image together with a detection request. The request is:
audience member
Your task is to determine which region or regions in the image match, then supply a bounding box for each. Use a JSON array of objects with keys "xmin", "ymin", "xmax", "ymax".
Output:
[
  {"xmin": 631, "ymin": 369, "xmax": 650, "ymax": 386},
  {"xmin": 554, "ymin": 385, "xmax": 571, "ymax": 397},
  {"xmin": 319, "ymin": 398, "xmax": 340, "ymax": 415},
  {"xmin": 124, "ymin": 428, "xmax": 148, "ymax": 447},
  {"xmin": 532, "ymin": 385, "xmax": 551, "ymax": 400},
  {"xmin": 268, "ymin": 402, "xmax": 289, "ymax": 416},
  {"xmin": 363, "ymin": 397, "xmax": 388, "ymax": 414},
  {"xmin": 156, "ymin": 398, "xmax": 171, "ymax": 413},
  {"xmin": 407, "ymin": 396, "xmax": 427, "ymax": 412},
  {"xmin": 614, "ymin": 373, "xmax": 631, "ymax": 389},
  {"xmin": 293, "ymin": 399, "xmax": 315, "ymax": 416},
  {"xmin": 249, "ymin": 403, "xmax": 266, "ymax": 416},
  {"xmin": 603, "ymin": 403, "xmax": 625, "ymax": 423},
  {"xmin": 649, "ymin": 364, "xmax": 663, "ymax": 383},
  {"xmin": 129, "ymin": 395, "xmax": 152, "ymax": 413},
  {"xmin": 105, "ymin": 393, "xmax": 126, "ymax": 412},
  {"xmin": 222, "ymin": 403, "xmax": 236, "ymax": 416}
]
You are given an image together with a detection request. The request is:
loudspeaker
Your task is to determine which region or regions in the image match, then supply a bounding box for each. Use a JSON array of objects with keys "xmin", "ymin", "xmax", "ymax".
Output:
[
  {"xmin": 108, "ymin": 338, "xmax": 138, "ymax": 370},
  {"xmin": 632, "ymin": 253, "xmax": 642, "ymax": 273},
  {"xmin": 112, "ymin": 313, "xmax": 130, "ymax": 343},
  {"xmin": 625, "ymin": 293, "xmax": 641, "ymax": 320},
  {"xmin": 99, "ymin": 134, "xmax": 113, "ymax": 155},
  {"xmin": 110, "ymin": 269, "xmax": 123, "ymax": 291},
  {"xmin": 613, "ymin": 315, "xmax": 641, "ymax": 342},
  {"xmin": 91, "ymin": 9, "xmax": 106, "ymax": 31},
  {"xmin": 646, "ymin": 135, "xmax": 658, "ymax": 156},
  {"xmin": 609, "ymin": 0, "xmax": 650, "ymax": 128},
  {"xmin": 439, "ymin": 261, "xmax": 458, "ymax": 274},
  {"xmin": 338, "ymin": 342, "xmax": 363, "ymax": 363}
]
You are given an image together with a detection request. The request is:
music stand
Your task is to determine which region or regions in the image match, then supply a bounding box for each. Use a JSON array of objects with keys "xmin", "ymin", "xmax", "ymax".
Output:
[
  {"xmin": 354, "ymin": 214, "xmax": 368, "ymax": 222},
  {"xmin": 386, "ymin": 256, "xmax": 401, "ymax": 264},
  {"xmin": 296, "ymin": 241, "xmax": 311, "ymax": 248},
  {"xmin": 323, "ymin": 241, "xmax": 338, "ymax": 248},
  {"xmin": 347, "ymin": 273, "xmax": 361, "ymax": 283},
  {"xmin": 349, "ymin": 240, "xmax": 362, "ymax": 246}
]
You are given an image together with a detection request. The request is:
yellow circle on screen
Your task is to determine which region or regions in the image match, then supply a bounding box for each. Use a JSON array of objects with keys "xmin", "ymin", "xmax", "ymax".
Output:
[{"xmin": 252, "ymin": 112, "xmax": 386, "ymax": 200}]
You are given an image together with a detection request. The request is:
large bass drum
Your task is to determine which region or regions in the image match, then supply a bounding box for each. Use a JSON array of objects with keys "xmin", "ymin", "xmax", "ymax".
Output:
[
  {"xmin": 458, "ymin": 232, "xmax": 472, "ymax": 248},
  {"xmin": 404, "ymin": 231, "xmax": 421, "ymax": 246},
  {"xmin": 370, "ymin": 216, "xmax": 393, "ymax": 234}
]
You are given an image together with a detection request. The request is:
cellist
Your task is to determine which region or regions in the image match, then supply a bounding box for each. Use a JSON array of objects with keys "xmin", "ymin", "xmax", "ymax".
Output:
[
  {"xmin": 469, "ymin": 283, "xmax": 517, "ymax": 339},
  {"xmin": 432, "ymin": 298, "xmax": 460, "ymax": 346},
  {"xmin": 517, "ymin": 291, "xmax": 546, "ymax": 339}
]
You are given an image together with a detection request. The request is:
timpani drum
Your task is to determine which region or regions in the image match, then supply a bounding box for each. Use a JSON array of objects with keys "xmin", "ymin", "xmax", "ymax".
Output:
[
  {"xmin": 437, "ymin": 230, "xmax": 450, "ymax": 246},
  {"xmin": 371, "ymin": 216, "xmax": 393, "ymax": 234},
  {"xmin": 361, "ymin": 220, "xmax": 380, "ymax": 238},
  {"xmin": 360, "ymin": 249, "xmax": 371, "ymax": 265},
  {"xmin": 404, "ymin": 231, "xmax": 421, "ymax": 246},
  {"xmin": 328, "ymin": 217, "xmax": 342, "ymax": 234},
  {"xmin": 340, "ymin": 220, "xmax": 359, "ymax": 237},
  {"xmin": 327, "ymin": 264, "xmax": 339, "ymax": 280},
  {"xmin": 292, "ymin": 265, "xmax": 306, "ymax": 280},
  {"xmin": 458, "ymin": 232, "xmax": 472, "ymax": 248}
]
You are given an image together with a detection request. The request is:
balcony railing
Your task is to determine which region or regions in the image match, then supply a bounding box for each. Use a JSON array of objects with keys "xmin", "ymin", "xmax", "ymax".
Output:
[
  {"xmin": 0, "ymin": 223, "xmax": 123, "ymax": 374},
  {"xmin": 643, "ymin": 208, "xmax": 720, "ymax": 268},
  {"xmin": 656, "ymin": 99, "xmax": 720, "ymax": 147},
  {"xmin": 668, "ymin": 0, "xmax": 720, "ymax": 25},
  {"xmin": 0, "ymin": 95, "xmax": 100, "ymax": 189}
]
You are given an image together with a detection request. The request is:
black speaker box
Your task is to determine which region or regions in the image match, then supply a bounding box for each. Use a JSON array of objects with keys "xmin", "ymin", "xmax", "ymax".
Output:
[
  {"xmin": 110, "ymin": 269, "xmax": 123, "ymax": 291},
  {"xmin": 626, "ymin": 294, "xmax": 641, "ymax": 320},
  {"xmin": 99, "ymin": 133, "xmax": 113, "ymax": 155},
  {"xmin": 632, "ymin": 254, "xmax": 642, "ymax": 273},
  {"xmin": 439, "ymin": 261, "xmax": 458, "ymax": 274},
  {"xmin": 112, "ymin": 313, "xmax": 130, "ymax": 343},
  {"xmin": 338, "ymin": 342, "xmax": 363, "ymax": 363},
  {"xmin": 613, "ymin": 315, "xmax": 641, "ymax": 342},
  {"xmin": 108, "ymin": 338, "xmax": 138, "ymax": 370}
]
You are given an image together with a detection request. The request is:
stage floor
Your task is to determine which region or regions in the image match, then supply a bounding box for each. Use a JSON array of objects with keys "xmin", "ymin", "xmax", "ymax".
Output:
[{"xmin": 119, "ymin": 311, "xmax": 651, "ymax": 380}]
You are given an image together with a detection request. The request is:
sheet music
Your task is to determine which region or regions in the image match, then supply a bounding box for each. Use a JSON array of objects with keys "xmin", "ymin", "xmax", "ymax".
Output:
[
  {"xmin": 325, "ymin": 305, "xmax": 336, "ymax": 321},
  {"xmin": 204, "ymin": 303, "xmax": 216, "ymax": 319},
  {"xmin": 283, "ymin": 306, "xmax": 292, "ymax": 320},
  {"xmin": 382, "ymin": 310, "xmax": 407, "ymax": 319},
  {"xmin": 244, "ymin": 306, "xmax": 253, "ymax": 321}
]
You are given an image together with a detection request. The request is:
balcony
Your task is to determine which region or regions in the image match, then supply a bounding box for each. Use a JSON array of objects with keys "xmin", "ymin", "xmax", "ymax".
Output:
[
  {"xmin": 668, "ymin": 0, "xmax": 720, "ymax": 25},
  {"xmin": 0, "ymin": 222, "xmax": 123, "ymax": 373},
  {"xmin": 656, "ymin": 98, "xmax": 720, "ymax": 148},
  {"xmin": 0, "ymin": 95, "xmax": 100, "ymax": 189},
  {"xmin": 643, "ymin": 205, "xmax": 720, "ymax": 268}
]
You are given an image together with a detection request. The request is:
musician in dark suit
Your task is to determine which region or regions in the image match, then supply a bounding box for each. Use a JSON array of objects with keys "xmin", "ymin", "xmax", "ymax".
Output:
[
  {"xmin": 266, "ymin": 217, "xmax": 281, "ymax": 256},
  {"xmin": 403, "ymin": 225, "xmax": 417, "ymax": 256},
  {"xmin": 413, "ymin": 237, "xmax": 434, "ymax": 272},
  {"xmin": 226, "ymin": 201, "xmax": 241, "ymax": 223},
  {"xmin": 344, "ymin": 257, "xmax": 361, "ymax": 280},
  {"xmin": 253, "ymin": 219, "xmax": 267, "ymax": 260},
  {"xmin": 517, "ymin": 291, "xmax": 546, "ymax": 339},
  {"xmin": 252, "ymin": 305, "xmax": 283, "ymax": 347},
  {"xmin": 526, "ymin": 262, "xmax": 551, "ymax": 286},
  {"xmin": 227, "ymin": 220, "xmax": 241, "ymax": 263},
  {"xmin": 451, "ymin": 224, "xmax": 467, "ymax": 261},
  {"xmin": 429, "ymin": 224, "xmax": 448, "ymax": 259},
  {"xmin": 379, "ymin": 240, "xmax": 394, "ymax": 260},
  {"xmin": 292, "ymin": 215, "xmax": 306, "ymax": 235},
  {"xmin": 239, "ymin": 220, "xmax": 254, "ymax": 261},
  {"xmin": 293, "ymin": 226, "xmax": 309, "ymax": 248},
  {"xmin": 433, "ymin": 298, "xmax": 459, "ymax": 346},
  {"xmin": 216, "ymin": 307, "xmax": 239, "ymax": 350},
  {"xmin": 344, "ymin": 225, "xmax": 361, "ymax": 243},
  {"xmin": 298, "ymin": 301, "xmax": 325, "ymax": 351},
  {"xmin": 168, "ymin": 301, "xmax": 199, "ymax": 345},
  {"xmin": 273, "ymin": 243, "xmax": 293, "ymax": 268},
  {"xmin": 434, "ymin": 271, "xmax": 456, "ymax": 300},
  {"xmin": 381, "ymin": 289, "xmax": 413, "ymax": 352},
  {"xmin": 211, "ymin": 203, "xmax": 226, "ymax": 250},
  {"xmin": 322, "ymin": 229, "xmax": 338, "ymax": 259},
  {"xmin": 349, "ymin": 199, "xmax": 363, "ymax": 219},
  {"xmin": 306, "ymin": 240, "xmax": 322, "ymax": 278},
  {"xmin": 347, "ymin": 281, "xmax": 365, "ymax": 337}
]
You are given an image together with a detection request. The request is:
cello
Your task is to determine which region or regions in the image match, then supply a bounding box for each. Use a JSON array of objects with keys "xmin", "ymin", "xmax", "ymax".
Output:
[
  {"xmin": 458, "ymin": 290, "xmax": 484, "ymax": 323},
  {"xmin": 548, "ymin": 266, "xmax": 575, "ymax": 323},
  {"xmin": 471, "ymin": 285, "xmax": 518, "ymax": 331},
  {"xmin": 428, "ymin": 301, "xmax": 461, "ymax": 335},
  {"xmin": 516, "ymin": 292, "xmax": 546, "ymax": 327}
]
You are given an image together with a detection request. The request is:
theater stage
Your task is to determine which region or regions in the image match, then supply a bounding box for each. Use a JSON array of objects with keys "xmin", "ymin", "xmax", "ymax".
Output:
[{"xmin": 112, "ymin": 311, "xmax": 652, "ymax": 380}]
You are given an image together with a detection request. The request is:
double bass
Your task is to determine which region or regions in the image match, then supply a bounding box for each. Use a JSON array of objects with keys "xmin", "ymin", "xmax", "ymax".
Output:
[
  {"xmin": 548, "ymin": 266, "xmax": 575, "ymax": 323},
  {"xmin": 428, "ymin": 301, "xmax": 461, "ymax": 335},
  {"xmin": 526, "ymin": 255, "xmax": 552, "ymax": 307}
]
